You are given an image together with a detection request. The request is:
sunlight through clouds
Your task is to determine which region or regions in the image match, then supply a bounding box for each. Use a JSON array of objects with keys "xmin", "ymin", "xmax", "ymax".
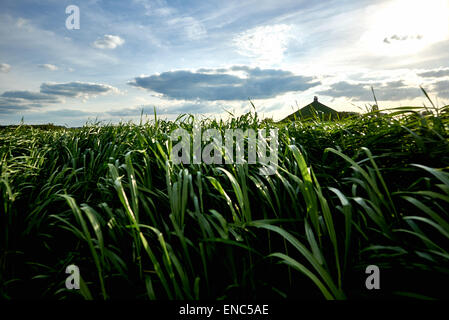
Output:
[{"xmin": 360, "ymin": 0, "xmax": 449, "ymax": 56}]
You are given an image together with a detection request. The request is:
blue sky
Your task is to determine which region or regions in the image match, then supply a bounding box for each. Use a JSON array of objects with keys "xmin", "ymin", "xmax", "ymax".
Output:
[{"xmin": 1, "ymin": 0, "xmax": 449, "ymax": 126}]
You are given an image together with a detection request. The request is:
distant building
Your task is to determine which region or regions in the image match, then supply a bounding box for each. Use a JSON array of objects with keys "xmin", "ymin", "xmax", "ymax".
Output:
[{"xmin": 280, "ymin": 96, "xmax": 357, "ymax": 122}]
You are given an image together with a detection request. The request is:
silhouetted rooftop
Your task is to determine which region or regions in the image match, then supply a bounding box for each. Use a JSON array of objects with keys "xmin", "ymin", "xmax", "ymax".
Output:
[{"xmin": 280, "ymin": 96, "xmax": 339, "ymax": 122}]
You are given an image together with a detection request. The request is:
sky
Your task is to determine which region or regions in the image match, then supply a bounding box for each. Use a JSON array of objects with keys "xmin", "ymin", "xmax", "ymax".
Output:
[{"xmin": 0, "ymin": 0, "xmax": 449, "ymax": 126}]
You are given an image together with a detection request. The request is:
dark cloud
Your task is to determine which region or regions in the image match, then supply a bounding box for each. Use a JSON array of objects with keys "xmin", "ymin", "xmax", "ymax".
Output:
[
  {"xmin": 0, "ymin": 82, "xmax": 118, "ymax": 114},
  {"xmin": 385, "ymin": 80, "xmax": 407, "ymax": 88},
  {"xmin": 40, "ymin": 81, "xmax": 118, "ymax": 98},
  {"xmin": 129, "ymin": 66, "xmax": 320, "ymax": 100},
  {"xmin": 384, "ymin": 34, "xmax": 423, "ymax": 44},
  {"xmin": 317, "ymin": 80, "xmax": 422, "ymax": 101},
  {"xmin": 418, "ymin": 69, "xmax": 449, "ymax": 78},
  {"xmin": 432, "ymin": 80, "xmax": 449, "ymax": 98},
  {"xmin": 0, "ymin": 91, "xmax": 60, "ymax": 114},
  {"xmin": 0, "ymin": 101, "xmax": 30, "ymax": 114},
  {"xmin": 196, "ymin": 68, "xmax": 228, "ymax": 73},
  {"xmin": 1, "ymin": 90, "xmax": 61, "ymax": 103}
]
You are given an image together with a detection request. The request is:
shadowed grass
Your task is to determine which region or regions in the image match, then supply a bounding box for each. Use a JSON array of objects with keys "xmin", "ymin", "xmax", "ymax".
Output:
[{"xmin": 1, "ymin": 104, "xmax": 449, "ymax": 299}]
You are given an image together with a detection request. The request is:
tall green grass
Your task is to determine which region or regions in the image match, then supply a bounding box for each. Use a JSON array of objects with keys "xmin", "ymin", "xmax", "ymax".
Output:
[{"xmin": 1, "ymin": 104, "xmax": 448, "ymax": 299}]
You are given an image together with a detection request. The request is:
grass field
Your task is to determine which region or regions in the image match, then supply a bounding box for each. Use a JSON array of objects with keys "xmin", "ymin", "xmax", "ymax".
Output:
[{"xmin": 1, "ymin": 103, "xmax": 449, "ymax": 300}]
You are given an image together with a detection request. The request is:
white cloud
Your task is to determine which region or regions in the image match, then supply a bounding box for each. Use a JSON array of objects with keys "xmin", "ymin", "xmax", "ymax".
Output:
[
  {"xmin": 234, "ymin": 24, "xmax": 296, "ymax": 64},
  {"xmin": 133, "ymin": 0, "xmax": 175, "ymax": 17},
  {"xmin": 0, "ymin": 63, "xmax": 11, "ymax": 73},
  {"xmin": 16, "ymin": 17, "xmax": 31, "ymax": 29},
  {"xmin": 166, "ymin": 16, "xmax": 207, "ymax": 40},
  {"xmin": 38, "ymin": 64, "xmax": 58, "ymax": 71},
  {"xmin": 0, "ymin": 14, "xmax": 117, "ymax": 68},
  {"xmin": 93, "ymin": 34, "xmax": 125, "ymax": 49},
  {"xmin": 185, "ymin": 19, "xmax": 207, "ymax": 40}
]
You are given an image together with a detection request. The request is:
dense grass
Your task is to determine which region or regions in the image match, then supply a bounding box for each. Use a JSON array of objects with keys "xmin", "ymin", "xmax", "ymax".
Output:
[{"xmin": 1, "ymin": 105, "xmax": 449, "ymax": 300}]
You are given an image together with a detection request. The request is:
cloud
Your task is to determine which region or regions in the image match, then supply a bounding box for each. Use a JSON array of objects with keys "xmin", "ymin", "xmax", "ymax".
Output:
[
  {"xmin": 0, "ymin": 89, "xmax": 63, "ymax": 114},
  {"xmin": 93, "ymin": 35, "xmax": 125, "ymax": 49},
  {"xmin": 129, "ymin": 66, "xmax": 320, "ymax": 101},
  {"xmin": 16, "ymin": 17, "xmax": 26, "ymax": 27},
  {"xmin": 0, "ymin": 101, "xmax": 31, "ymax": 114},
  {"xmin": 317, "ymin": 80, "xmax": 422, "ymax": 101},
  {"xmin": 234, "ymin": 24, "xmax": 296, "ymax": 62},
  {"xmin": 0, "ymin": 14, "xmax": 119, "ymax": 70},
  {"xmin": 166, "ymin": 16, "xmax": 207, "ymax": 40},
  {"xmin": 133, "ymin": 0, "xmax": 175, "ymax": 17},
  {"xmin": 196, "ymin": 68, "xmax": 228, "ymax": 73},
  {"xmin": 38, "ymin": 64, "xmax": 58, "ymax": 71},
  {"xmin": 0, "ymin": 90, "xmax": 62, "ymax": 113},
  {"xmin": 1, "ymin": 90, "xmax": 61, "ymax": 103},
  {"xmin": 0, "ymin": 81, "xmax": 119, "ymax": 115},
  {"xmin": 40, "ymin": 81, "xmax": 119, "ymax": 98},
  {"xmin": 134, "ymin": 0, "xmax": 206, "ymax": 40},
  {"xmin": 432, "ymin": 80, "xmax": 449, "ymax": 98},
  {"xmin": 418, "ymin": 68, "xmax": 449, "ymax": 78},
  {"xmin": 383, "ymin": 34, "xmax": 423, "ymax": 44},
  {"xmin": 0, "ymin": 63, "xmax": 11, "ymax": 73}
]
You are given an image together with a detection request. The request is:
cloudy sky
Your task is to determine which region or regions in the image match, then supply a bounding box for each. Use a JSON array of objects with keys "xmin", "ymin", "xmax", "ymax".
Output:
[{"xmin": 1, "ymin": 0, "xmax": 449, "ymax": 126}]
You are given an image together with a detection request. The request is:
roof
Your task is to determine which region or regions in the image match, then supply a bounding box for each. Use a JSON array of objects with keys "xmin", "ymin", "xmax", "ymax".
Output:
[{"xmin": 280, "ymin": 96, "xmax": 338, "ymax": 122}]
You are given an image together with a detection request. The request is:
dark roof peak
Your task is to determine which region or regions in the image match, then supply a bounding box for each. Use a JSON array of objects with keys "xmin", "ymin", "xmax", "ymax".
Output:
[{"xmin": 279, "ymin": 97, "xmax": 338, "ymax": 122}]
